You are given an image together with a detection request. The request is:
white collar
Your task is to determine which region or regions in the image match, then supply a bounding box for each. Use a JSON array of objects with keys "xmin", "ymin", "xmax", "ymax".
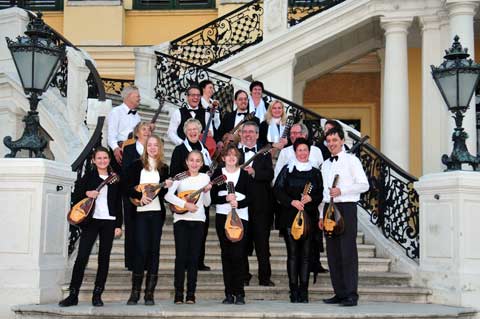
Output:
[{"xmin": 288, "ymin": 159, "xmax": 312, "ymax": 173}]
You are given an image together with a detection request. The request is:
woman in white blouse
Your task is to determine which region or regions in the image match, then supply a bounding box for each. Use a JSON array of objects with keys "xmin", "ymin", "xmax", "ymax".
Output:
[
  {"xmin": 165, "ymin": 150, "xmax": 211, "ymax": 304},
  {"xmin": 259, "ymin": 100, "xmax": 289, "ymax": 150}
]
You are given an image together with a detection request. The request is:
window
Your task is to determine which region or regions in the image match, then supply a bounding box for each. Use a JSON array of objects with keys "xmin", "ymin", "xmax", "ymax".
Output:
[
  {"xmin": 133, "ymin": 0, "xmax": 214, "ymax": 10},
  {"xmin": 0, "ymin": 0, "xmax": 63, "ymax": 10}
]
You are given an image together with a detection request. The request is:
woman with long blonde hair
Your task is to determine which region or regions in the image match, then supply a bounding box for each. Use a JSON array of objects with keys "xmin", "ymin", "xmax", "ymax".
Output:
[
  {"xmin": 259, "ymin": 100, "xmax": 288, "ymax": 150},
  {"xmin": 125, "ymin": 135, "xmax": 172, "ymax": 306}
]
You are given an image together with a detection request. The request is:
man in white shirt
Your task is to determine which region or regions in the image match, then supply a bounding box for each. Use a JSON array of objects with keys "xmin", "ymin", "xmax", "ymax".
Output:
[
  {"xmin": 199, "ymin": 80, "xmax": 221, "ymax": 135},
  {"xmin": 167, "ymin": 85, "xmax": 213, "ymax": 146},
  {"xmin": 107, "ymin": 86, "xmax": 141, "ymax": 167},
  {"xmin": 274, "ymin": 123, "xmax": 324, "ymax": 183},
  {"xmin": 320, "ymin": 126, "xmax": 369, "ymax": 307}
]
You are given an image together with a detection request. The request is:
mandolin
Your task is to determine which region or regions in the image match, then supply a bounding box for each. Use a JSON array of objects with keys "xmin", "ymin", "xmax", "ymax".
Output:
[
  {"xmin": 281, "ymin": 116, "xmax": 295, "ymax": 140},
  {"xmin": 291, "ymin": 182, "xmax": 313, "ymax": 240},
  {"xmin": 323, "ymin": 174, "xmax": 345, "ymax": 237},
  {"xmin": 201, "ymin": 100, "xmax": 219, "ymax": 157},
  {"xmin": 170, "ymin": 174, "xmax": 227, "ymax": 214},
  {"xmin": 221, "ymin": 111, "xmax": 256, "ymax": 146},
  {"xmin": 240, "ymin": 144, "xmax": 272, "ymax": 169},
  {"xmin": 224, "ymin": 181, "xmax": 244, "ymax": 242},
  {"xmin": 122, "ymin": 96, "xmax": 165, "ymax": 150},
  {"xmin": 67, "ymin": 173, "xmax": 120, "ymax": 225},
  {"xmin": 130, "ymin": 171, "xmax": 189, "ymax": 207}
]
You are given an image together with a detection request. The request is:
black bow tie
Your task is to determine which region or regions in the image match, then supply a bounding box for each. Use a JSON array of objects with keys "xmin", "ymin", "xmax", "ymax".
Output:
[
  {"xmin": 237, "ymin": 112, "xmax": 248, "ymax": 116},
  {"xmin": 128, "ymin": 109, "xmax": 137, "ymax": 115},
  {"xmin": 330, "ymin": 156, "xmax": 339, "ymax": 162},
  {"xmin": 244, "ymin": 147, "xmax": 256, "ymax": 153}
]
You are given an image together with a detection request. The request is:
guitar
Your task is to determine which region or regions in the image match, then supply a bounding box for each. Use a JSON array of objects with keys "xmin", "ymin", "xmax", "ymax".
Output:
[
  {"xmin": 224, "ymin": 181, "xmax": 244, "ymax": 242},
  {"xmin": 291, "ymin": 182, "xmax": 313, "ymax": 240},
  {"xmin": 67, "ymin": 173, "xmax": 120, "ymax": 225},
  {"xmin": 201, "ymin": 100, "xmax": 219, "ymax": 157},
  {"xmin": 122, "ymin": 96, "xmax": 165, "ymax": 150},
  {"xmin": 129, "ymin": 171, "xmax": 190, "ymax": 207},
  {"xmin": 323, "ymin": 174, "xmax": 345, "ymax": 237},
  {"xmin": 280, "ymin": 116, "xmax": 295, "ymax": 140},
  {"xmin": 240, "ymin": 144, "xmax": 273, "ymax": 169},
  {"xmin": 170, "ymin": 174, "xmax": 227, "ymax": 214}
]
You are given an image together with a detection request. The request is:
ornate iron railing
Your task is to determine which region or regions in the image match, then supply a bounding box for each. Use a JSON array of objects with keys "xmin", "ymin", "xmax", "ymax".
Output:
[
  {"xmin": 68, "ymin": 116, "xmax": 105, "ymax": 256},
  {"xmin": 168, "ymin": 0, "xmax": 263, "ymax": 67},
  {"xmin": 155, "ymin": 51, "xmax": 420, "ymax": 260},
  {"xmin": 288, "ymin": 0, "xmax": 347, "ymax": 26},
  {"xmin": 348, "ymin": 131, "xmax": 420, "ymax": 260},
  {"xmin": 101, "ymin": 77, "xmax": 135, "ymax": 95}
]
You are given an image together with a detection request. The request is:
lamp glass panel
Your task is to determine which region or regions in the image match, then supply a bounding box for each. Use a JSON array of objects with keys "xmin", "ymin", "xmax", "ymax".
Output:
[
  {"xmin": 12, "ymin": 50, "xmax": 34, "ymax": 89},
  {"xmin": 458, "ymin": 71, "xmax": 479, "ymax": 107},
  {"xmin": 33, "ymin": 50, "xmax": 60, "ymax": 91},
  {"xmin": 437, "ymin": 72, "xmax": 457, "ymax": 109}
]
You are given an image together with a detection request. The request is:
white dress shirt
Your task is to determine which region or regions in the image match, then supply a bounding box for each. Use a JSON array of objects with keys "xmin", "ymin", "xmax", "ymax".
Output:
[
  {"xmin": 107, "ymin": 103, "xmax": 141, "ymax": 150},
  {"xmin": 248, "ymin": 96, "xmax": 266, "ymax": 122},
  {"xmin": 321, "ymin": 150, "xmax": 369, "ymax": 204},
  {"xmin": 215, "ymin": 168, "xmax": 248, "ymax": 221},
  {"xmin": 241, "ymin": 145, "xmax": 257, "ymax": 167},
  {"xmin": 92, "ymin": 174, "xmax": 115, "ymax": 220},
  {"xmin": 201, "ymin": 97, "xmax": 221, "ymax": 130},
  {"xmin": 273, "ymin": 145, "xmax": 324, "ymax": 183},
  {"xmin": 167, "ymin": 105, "xmax": 213, "ymax": 146}
]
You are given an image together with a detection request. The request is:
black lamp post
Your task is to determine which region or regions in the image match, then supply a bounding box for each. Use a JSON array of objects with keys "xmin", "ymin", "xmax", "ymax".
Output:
[
  {"xmin": 431, "ymin": 35, "xmax": 480, "ymax": 171},
  {"xmin": 4, "ymin": 12, "xmax": 65, "ymax": 158}
]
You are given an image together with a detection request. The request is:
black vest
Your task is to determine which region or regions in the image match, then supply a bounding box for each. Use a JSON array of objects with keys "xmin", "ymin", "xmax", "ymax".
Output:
[{"xmin": 176, "ymin": 107, "xmax": 207, "ymax": 140}]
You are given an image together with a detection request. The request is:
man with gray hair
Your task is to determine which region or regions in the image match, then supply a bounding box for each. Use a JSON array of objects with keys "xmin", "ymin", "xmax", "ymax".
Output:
[{"xmin": 107, "ymin": 85, "xmax": 141, "ymax": 167}]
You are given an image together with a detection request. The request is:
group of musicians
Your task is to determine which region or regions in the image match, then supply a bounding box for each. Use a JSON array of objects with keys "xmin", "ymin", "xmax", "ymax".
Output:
[{"xmin": 59, "ymin": 83, "xmax": 368, "ymax": 308}]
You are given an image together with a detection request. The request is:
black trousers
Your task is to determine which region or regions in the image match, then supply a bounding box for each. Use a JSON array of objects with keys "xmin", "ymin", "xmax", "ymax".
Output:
[
  {"xmin": 244, "ymin": 209, "xmax": 272, "ymax": 283},
  {"xmin": 70, "ymin": 219, "xmax": 116, "ymax": 290},
  {"xmin": 133, "ymin": 211, "xmax": 164, "ymax": 275},
  {"xmin": 325, "ymin": 202, "xmax": 359, "ymax": 301},
  {"xmin": 123, "ymin": 196, "xmax": 136, "ymax": 271},
  {"xmin": 215, "ymin": 214, "xmax": 248, "ymax": 297},
  {"xmin": 198, "ymin": 206, "xmax": 210, "ymax": 266},
  {"xmin": 283, "ymin": 228, "xmax": 311, "ymax": 290},
  {"xmin": 174, "ymin": 220, "xmax": 204, "ymax": 294}
]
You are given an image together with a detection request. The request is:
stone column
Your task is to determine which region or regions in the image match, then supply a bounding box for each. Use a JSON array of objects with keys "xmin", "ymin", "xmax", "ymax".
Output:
[
  {"xmin": 380, "ymin": 17, "xmax": 412, "ymax": 171},
  {"xmin": 253, "ymin": 54, "xmax": 296, "ymax": 101},
  {"xmin": 415, "ymin": 171, "xmax": 480, "ymax": 308},
  {"xmin": 0, "ymin": 159, "xmax": 76, "ymax": 319},
  {"xmin": 66, "ymin": 48, "xmax": 90, "ymax": 134},
  {"xmin": 134, "ymin": 46, "xmax": 160, "ymax": 110},
  {"xmin": 419, "ymin": 15, "xmax": 449, "ymax": 174},
  {"xmin": 0, "ymin": 8, "xmax": 29, "ymax": 76},
  {"xmin": 293, "ymin": 80, "xmax": 306, "ymax": 105},
  {"xmin": 446, "ymin": 0, "xmax": 479, "ymax": 156}
]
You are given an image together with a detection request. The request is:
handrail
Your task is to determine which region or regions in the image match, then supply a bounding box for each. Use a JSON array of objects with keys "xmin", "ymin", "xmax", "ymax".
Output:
[
  {"xmin": 168, "ymin": 0, "xmax": 264, "ymax": 67},
  {"xmin": 155, "ymin": 51, "xmax": 420, "ymax": 260},
  {"xmin": 85, "ymin": 60, "xmax": 106, "ymax": 101},
  {"xmin": 71, "ymin": 116, "xmax": 105, "ymax": 173}
]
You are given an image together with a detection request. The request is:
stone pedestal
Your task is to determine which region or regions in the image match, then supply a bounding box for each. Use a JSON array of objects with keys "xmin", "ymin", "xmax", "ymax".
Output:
[
  {"xmin": 0, "ymin": 159, "xmax": 76, "ymax": 319},
  {"xmin": 415, "ymin": 171, "xmax": 480, "ymax": 308}
]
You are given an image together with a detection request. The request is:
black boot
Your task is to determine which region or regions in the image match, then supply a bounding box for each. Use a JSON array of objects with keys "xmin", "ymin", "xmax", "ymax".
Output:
[
  {"xmin": 92, "ymin": 286, "xmax": 104, "ymax": 307},
  {"xmin": 299, "ymin": 283, "xmax": 309, "ymax": 303},
  {"xmin": 289, "ymin": 284, "xmax": 299, "ymax": 303},
  {"xmin": 127, "ymin": 273, "xmax": 143, "ymax": 305},
  {"xmin": 59, "ymin": 288, "xmax": 79, "ymax": 307},
  {"xmin": 174, "ymin": 289, "xmax": 184, "ymax": 304},
  {"xmin": 144, "ymin": 274, "xmax": 158, "ymax": 305}
]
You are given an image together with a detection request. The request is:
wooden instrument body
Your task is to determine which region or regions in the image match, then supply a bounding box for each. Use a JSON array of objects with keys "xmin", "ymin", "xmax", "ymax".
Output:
[
  {"xmin": 201, "ymin": 100, "xmax": 219, "ymax": 157},
  {"xmin": 129, "ymin": 183, "xmax": 161, "ymax": 207},
  {"xmin": 224, "ymin": 181, "xmax": 244, "ymax": 242},
  {"xmin": 323, "ymin": 174, "xmax": 345, "ymax": 237},
  {"xmin": 290, "ymin": 182, "xmax": 313, "ymax": 240}
]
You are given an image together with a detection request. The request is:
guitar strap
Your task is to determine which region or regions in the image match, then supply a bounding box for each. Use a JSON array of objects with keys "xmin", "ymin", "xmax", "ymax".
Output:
[{"xmin": 183, "ymin": 139, "xmax": 212, "ymax": 166}]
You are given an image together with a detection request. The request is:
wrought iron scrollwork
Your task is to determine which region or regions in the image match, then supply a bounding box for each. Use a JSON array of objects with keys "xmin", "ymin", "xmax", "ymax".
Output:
[
  {"xmin": 169, "ymin": 0, "xmax": 264, "ymax": 67},
  {"xmin": 288, "ymin": 0, "xmax": 346, "ymax": 27},
  {"xmin": 50, "ymin": 56, "xmax": 68, "ymax": 97},
  {"xmin": 349, "ymin": 132, "xmax": 420, "ymax": 260},
  {"xmin": 102, "ymin": 77, "xmax": 135, "ymax": 95}
]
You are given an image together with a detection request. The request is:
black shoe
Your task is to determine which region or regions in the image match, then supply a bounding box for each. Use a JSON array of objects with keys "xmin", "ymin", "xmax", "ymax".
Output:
[
  {"xmin": 323, "ymin": 295, "xmax": 343, "ymax": 304},
  {"xmin": 144, "ymin": 274, "xmax": 158, "ymax": 306},
  {"xmin": 92, "ymin": 286, "xmax": 104, "ymax": 307},
  {"xmin": 234, "ymin": 295, "xmax": 245, "ymax": 305},
  {"xmin": 298, "ymin": 288, "xmax": 308, "ymax": 303},
  {"xmin": 59, "ymin": 288, "xmax": 79, "ymax": 307},
  {"xmin": 198, "ymin": 264, "xmax": 211, "ymax": 271},
  {"xmin": 340, "ymin": 297, "xmax": 357, "ymax": 307},
  {"xmin": 174, "ymin": 292, "xmax": 184, "ymax": 304},
  {"xmin": 318, "ymin": 265, "xmax": 329, "ymax": 273},
  {"xmin": 222, "ymin": 294, "xmax": 234, "ymax": 304},
  {"xmin": 289, "ymin": 290, "xmax": 299, "ymax": 303},
  {"xmin": 185, "ymin": 293, "xmax": 196, "ymax": 304},
  {"xmin": 127, "ymin": 273, "xmax": 143, "ymax": 305},
  {"xmin": 259, "ymin": 280, "xmax": 275, "ymax": 287}
]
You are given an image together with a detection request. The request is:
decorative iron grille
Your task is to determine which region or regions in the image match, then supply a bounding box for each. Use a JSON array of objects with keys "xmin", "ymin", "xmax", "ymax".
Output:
[
  {"xmin": 169, "ymin": 0, "xmax": 263, "ymax": 67},
  {"xmin": 155, "ymin": 51, "xmax": 420, "ymax": 260},
  {"xmin": 102, "ymin": 77, "xmax": 135, "ymax": 95},
  {"xmin": 349, "ymin": 132, "xmax": 420, "ymax": 260},
  {"xmin": 288, "ymin": 0, "xmax": 346, "ymax": 27},
  {"xmin": 50, "ymin": 54, "xmax": 68, "ymax": 97}
]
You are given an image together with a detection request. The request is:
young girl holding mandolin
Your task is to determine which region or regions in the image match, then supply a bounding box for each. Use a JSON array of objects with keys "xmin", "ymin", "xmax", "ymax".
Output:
[
  {"xmin": 273, "ymin": 138, "xmax": 323, "ymax": 303},
  {"xmin": 165, "ymin": 150, "xmax": 212, "ymax": 304},
  {"xmin": 125, "ymin": 135, "xmax": 172, "ymax": 306},
  {"xmin": 60, "ymin": 147, "xmax": 122, "ymax": 308},
  {"xmin": 210, "ymin": 144, "xmax": 252, "ymax": 305}
]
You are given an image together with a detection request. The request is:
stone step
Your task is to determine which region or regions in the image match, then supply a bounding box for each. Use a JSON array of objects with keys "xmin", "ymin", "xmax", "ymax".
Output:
[
  {"xmin": 15, "ymin": 301, "xmax": 476, "ymax": 319},
  {"xmin": 87, "ymin": 255, "xmax": 390, "ymax": 273},
  {"xmin": 66, "ymin": 284, "xmax": 430, "ymax": 304},
  {"xmin": 107, "ymin": 240, "xmax": 376, "ymax": 258},
  {"xmin": 82, "ymin": 269, "xmax": 411, "ymax": 287}
]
